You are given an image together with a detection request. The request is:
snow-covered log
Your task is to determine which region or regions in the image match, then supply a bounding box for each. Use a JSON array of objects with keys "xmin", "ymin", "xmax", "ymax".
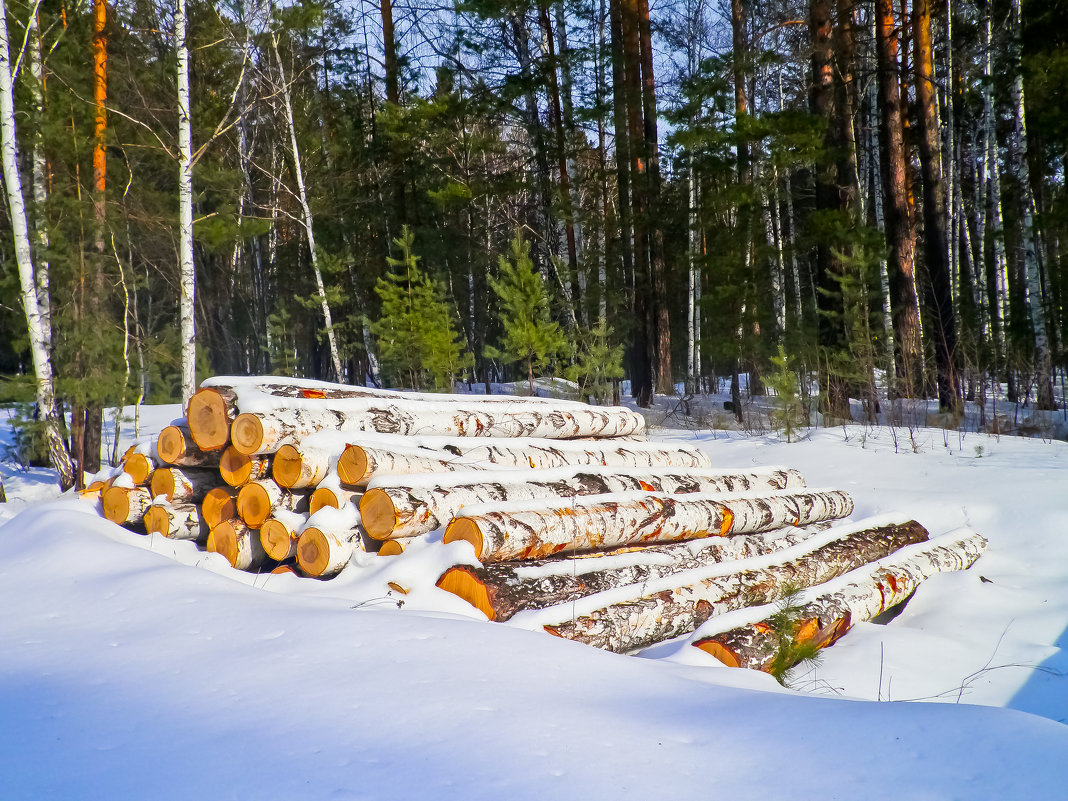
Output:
[
  {"xmin": 143, "ymin": 501, "xmax": 204, "ymax": 541},
  {"xmin": 362, "ymin": 466, "xmax": 807, "ymax": 540},
  {"xmin": 121, "ymin": 451, "xmax": 155, "ymax": 486},
  {"xmin": 691, "ymin": 529, "xmax": 988, "ymax": 670},
  {"xmin": 219, "ymin": 446, "xmax": 272, "ymax": 487},
  {"xmin": 156, "ymin": 424, "xmax": 221, "ymax": 468},
  {"xmin": 102, "ymin": 486, "xmax": 154, "ymax": 526},
  {"xmin": 377, "ymin": 539, "xmax": 408, "ymax": 556},
  {"xmin": 149, "ymin": 467, "xmax": 218, "ymax": 503},
  {"xmin": 207, "ymin": 519, "xmax": 266, "ymax": 571},
  {"xmin": 295, "ymin": 504, "xmax": 363, "ymax": 578},
  {"xmin": 186, "ymin": 386, "xmax": 238, "ymax": 451},
  {"xmin": 436, "ymin": 520, "xmax": 839, "ymax": 620},
  {"xmin": 537, "ymin": 520, "xmax": 931, "ymax": 652},
  {"xmin": 336, "ymin": 437, "xmax": 711, "ymax": 486},
  {"xmin": 236, "ymin": 479, "xmax": 308, "ymax": 528},
  {"xmin": 200, "ymin": 487, "xmax": 238, "ymax": 530},
  {"xmin": 443, "ymin": 489, "xmax": 854, "ymax": 562},
  {"xmin": 229, "ymin": 400, "xmax": 646, "ymax": 455},
  {"xmin": 259, "ymin": 510, "xmax": 309, "ymax": 561},
  {"xmin": 272, "ymin": 442, "xmax": 339, "ymax": 489}
]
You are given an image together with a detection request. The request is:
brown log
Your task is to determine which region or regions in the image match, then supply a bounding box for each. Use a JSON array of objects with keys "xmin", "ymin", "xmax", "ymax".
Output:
[
  {"xmin": 149, "ymin": 467, "xmax": 218, "ymax": 503},
  {"xmin": 538, "ymin": 521, "xmax": 931, "ymax": 652},
  {"xmin": 102, "ymin": 486, "xmax": 154, "ymax": 526},
  {"xmin": 259, "ymin": 511, "xmax": 309, "ymax": 561},
  {"xmin": 229, "ymin": 400, "xmax": 646, "ymax": 455},
  {"xmin": 443, "ymin": 489, "xmax": 853, "ymax": 562},
  {"xmin": 236, "ymin": 479, "xmax": 308, "ymax": 528},
  {"xmin": 144, "ymin": 501, "xmax": 204, "ymax": 541},
  {"xmin": 219, "ymin": 446, "xmax": 272, "ymax": 487},
  {"xmin": 156, "ymin": 424, "xmax": 222, "ymax": 468},
  {"xmin": 692, "ymin": 529, "xmax": 988, "ymax": 671},
  {"xmin": 206, "ymin": 519, "xmax": 267, "ymax": 570},
  {"xmin": 337, "ymin": 438, "xmax": 711, "ymax": 486},
  {"xmin": 362, "ymin": 466, "xmax": 807, "ymax": 541},
  {"xmin": 186, "ymin": 386, "xmax": 238, "ymax": 451},
  {"xmin": 436, "ymin": 521, "xmax": 836, "ymax": 620},
  {"xmin": 201, "ymin": 487, "xmax": 238, "ymax": 530}
]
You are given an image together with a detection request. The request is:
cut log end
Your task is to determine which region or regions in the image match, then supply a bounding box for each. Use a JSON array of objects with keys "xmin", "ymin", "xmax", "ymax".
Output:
[
  {"xmin": 149, "ymin": 468, "xmax": 177, "ymax": 501},
  {"xmin": 143, "ymin": 505, "xmax": 169, "ymax": 537},
  {"xmin": 230, "ymin": 413, "xmax": 265, "ymax": 455},
  {"xmin": 272, "ymin": 444, "xmax": 304, "ymax": 488},
  {"xmin": 260, "ymin": 518, "xmax": 296, "ymax": 561},
  {"xmin": 237, "ymin": 482, "xmax": 273, "ymax": 528},
  {"xmin": 692, "ymin": 638, "xmax": 742, "ymax": 668},
  {"xmin": 124, "ymin": 453, "xmax": 152, "ymax": 485},
  {"xmin": 359, "ymin": 489, "xmax": 398, "ymax": 540},
  {"xmin": 202, "ymin": 487, "xmax": 237, "ymax": 530},
  {"xmin": 337, "ymin": 445, "xmax": 368, "ymax": 486},
  {"xmin": 207, "ymin": 520, "xmax": 256, "ymax": 568},
  {"xmin": 436, "ymin": 567, "xmax": 497, "ymax": 620},
  {"xmin": 157, "ymin": 425, "xmax": 187, "ymax": 464},
  {"xmin": 219, "ymin": 446, "xmax": 254, "ymax": 487},
  {"xmin": 309, "ymin": 487, "xmax": 341, "ymax": 514},
  {"xmin": 187, "ymin": 388, "xmax": 232, "ymax": 451},
  {"xmin": 442, "ymin": 518, "xmax": 485, "ymax": 559},
  {"xmin": 296, "ymin": 528, "xmax": 332, "ymax": 577},
  {"xmin": 102, "ymin": 486, "xmax": 132, "ymax": 525},
  {"xmin": 377, "ymin": 540, "xmax": 406, "ymax": 557}
]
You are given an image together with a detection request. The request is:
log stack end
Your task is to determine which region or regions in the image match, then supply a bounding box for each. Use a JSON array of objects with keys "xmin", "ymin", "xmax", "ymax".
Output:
[
  {"xmin": 272, "ymin": 444, "xmax": 304, "ymax": 488},
  {"xmin": 337, "ymin": 445, "xmax": 368, "ymax": 486},
  {"xmin": 443, "ymin": 518, "xmax": 484, "ymax": 559},
  {"xmin": 187, "ymin": 388, "xmax": 233, "ymax": 451},
  {"xmin": 436, "ymin": 566, "xmax": 497, "ymax": 620},
  {"xmin": 359, "ymin": 489, "xmax": 397, "ymax": 541}
]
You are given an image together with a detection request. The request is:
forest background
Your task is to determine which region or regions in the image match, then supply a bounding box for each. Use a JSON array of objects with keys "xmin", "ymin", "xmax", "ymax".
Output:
[{"xmin": 1, "ymin": 0, "xmax": 1066, "ymax": 489}]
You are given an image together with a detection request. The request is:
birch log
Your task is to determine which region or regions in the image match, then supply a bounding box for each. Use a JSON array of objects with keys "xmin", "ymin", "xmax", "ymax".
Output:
[
  {"xmin": 207, "ymin": 519, "xmax": 266, "ymax": 571},
  {"xmin": 236, "ymin": 479, "xmax": 308, "ymax": 528},
  {"xmin": 201, "ymin": 487, "xmax": 238, "ymax": 530},
  {"xmin": 443, "ymin": 489, "xmax": 854, "ymax": 562},
  {"xmin": 149, "ymin": 467, "xmax": 218, "ymax": 503},
  {"xmin": 186, "ymin": 386, "xmax": 238, "ymax": 451},
  {"xmin": 157, "ymin": 424, "xmax": 222, "ymax": 468},
  {"xmin": 692, "ymin": 529, "xmax": 988, "ymax": 670},
  {"xmin": 437, "ymin": 520, "xmax": 841, "ymax": 620},
  {"xmin": 362, "ymin": 466, "xmax": 806, "ymax": 540},
  {"xmin": 229, "ymin": 401, "xmax": 646, "ymax": 455},
  {"xmin": 272, "ymin": 442, "xmax": 338, "ymax": 488},
  {"xmin": 537, "ymin": 521, "xmax": 931, "ymax": 652},
  {"xmin": 102, "ymin": 486, "xmax": 154, "ymax": 526},
  {"xmin": 121, "ymin": 452, "xmax": 155, "ymax": 486},
  {"xmin": 259, "ymin": 510, "xmax": 309, "ymax": 561},
  {"xmin": 144, "ymin": 501, "xmax": 204, "ymax": 541},
  {"xmin": 294, "ymin": 504, "xmax": 363, "ymax": 578},
  {"xmin": 336, "ymin": 438, "xmax": 711, "ymax": 486},
  {"xmin": 219, "ymin": 446, "xmax": 272, "ymax": 487}
]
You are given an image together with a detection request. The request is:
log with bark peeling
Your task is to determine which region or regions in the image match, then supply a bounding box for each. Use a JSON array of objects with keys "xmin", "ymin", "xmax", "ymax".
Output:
[
  {"xmin": 219, "ymin": 445, "xmax": 271, "ymax": 487},
  {"xmin": 144, "ymin": 501, "xmax": 204, "ymax": 541},
  {"xmin": 691, "ymin": 529, "xmax": 988, "ymax": 671},
  {"xmin": 362, "ymin": 466, "xmax": 807, "ymax": 540},
  {"xmin": 229, "ymin": 400, "xmax": 646, "ymax": 455},
  {"xmin": 335, "ymin": 437, "xmax": 712, "ymax": 486},
  {"xmin": 156, "ymin": 424, "xmax": 221, "ymax": 468},
  {"xmin": 102, "ymin": 486, "xmax": 154, "ymax": 527},
  {"xmin": 443, "ymin": 489, "xmax": 854, "ymax": 562},
  {"xmin": 436, "ymin": 521, "xmax": 838, "ymax": 620},
  {"xmin": 535, "ymin": 521, "xmax": 931, "ymax": 652},
  {"xmin": 149, "ymin": 467, "xmax": 218, "ymax": 503},
  {"xmin": 236, "ymin": 478, "xmax": 308, "ymax": 528},
  {"xmin": 207, "ymin": 519, "xmax": 267, "ymax": 570}
]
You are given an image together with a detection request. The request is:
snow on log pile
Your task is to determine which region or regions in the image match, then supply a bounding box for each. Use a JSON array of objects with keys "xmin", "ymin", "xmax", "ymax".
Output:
[{"xmin": 86, "ymin": 375, "xmax": 987, "ymax": 674}]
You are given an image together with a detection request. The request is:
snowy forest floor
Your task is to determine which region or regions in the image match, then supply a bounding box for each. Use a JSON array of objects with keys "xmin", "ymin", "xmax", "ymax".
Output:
[{"xmin": 1, "ymin": 390, "xmax": 1068, "ymax": 799}]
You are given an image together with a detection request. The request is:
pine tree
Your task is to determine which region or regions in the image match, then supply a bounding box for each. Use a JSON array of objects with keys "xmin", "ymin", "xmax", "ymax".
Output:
[
  {"xmin": 369, "ymin": 227, "xmax": 470, "ymax": 391},
  {"xmin": 567, "ymin": 321, "xmax": 625, "ymax": 404},
  {"xmin": 488, "ymin": 232, "xmax": 570, "ymax": 395}
]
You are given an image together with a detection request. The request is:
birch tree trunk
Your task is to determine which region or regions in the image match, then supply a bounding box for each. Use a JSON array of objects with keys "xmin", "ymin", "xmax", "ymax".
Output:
[
  {"xmin": 0, "ymin": 0, "xmax": 73, "ymax": 490},
  {"xmin": 176, "ymin": 0, "xmax": 197, "ymax": 406},
  {"xmin": 271, "ymin": 32, "xmax": 343, "ymax": 380},
  {"xmin": 28, "ymin": 8, "xmax": 50, "ymax": 352},
  {"xmin": 443, "ymin": 488, "xmax": 854, "ymax": 562}
]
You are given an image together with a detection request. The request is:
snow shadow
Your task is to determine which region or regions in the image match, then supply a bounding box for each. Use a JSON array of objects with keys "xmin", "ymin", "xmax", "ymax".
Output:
[{"xmin": 1008, "ymin": 623, "xmax": 1068, "ymax": 725}]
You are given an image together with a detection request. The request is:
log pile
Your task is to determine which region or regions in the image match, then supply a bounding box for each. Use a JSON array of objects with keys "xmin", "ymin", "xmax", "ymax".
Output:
[{"xmin": 89, "ymin": 375, "xmax": 987, "ymax": 675}]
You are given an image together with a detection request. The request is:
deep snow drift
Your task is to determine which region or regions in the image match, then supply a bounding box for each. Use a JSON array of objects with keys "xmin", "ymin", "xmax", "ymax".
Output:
[{"xmin": 2, "ymin": 403, "xmax": 1067, "ymax": 799}]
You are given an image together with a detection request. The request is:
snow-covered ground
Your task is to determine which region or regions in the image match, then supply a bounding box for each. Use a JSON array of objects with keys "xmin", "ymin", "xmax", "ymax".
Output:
[{"xmin": 2, "ymin": 402, "xmax": 1068, "ymax": 799}]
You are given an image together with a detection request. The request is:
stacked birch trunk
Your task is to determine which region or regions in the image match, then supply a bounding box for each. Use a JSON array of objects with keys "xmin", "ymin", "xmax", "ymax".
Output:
[{"xmin": 86, "ymin": 376, "xmax": 986, "ymax": 675}]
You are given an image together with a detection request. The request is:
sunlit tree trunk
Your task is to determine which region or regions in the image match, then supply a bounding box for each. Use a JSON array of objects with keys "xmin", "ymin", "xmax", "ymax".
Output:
[{"xmin": 176, "ymin": 0, "xmax": 197, "ymax": 404}]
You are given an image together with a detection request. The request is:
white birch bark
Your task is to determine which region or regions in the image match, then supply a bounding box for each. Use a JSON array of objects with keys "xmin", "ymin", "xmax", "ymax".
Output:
[
  {"xmin": 144, "ymin": 501, "xmax": 204, "ymax": 541},
  {"xmin": 271, "ymin": 32, "xmax": 343, "ymax": 380},
  {"xmin": 175, "ymin": 0, "xmax": 197, "ymax": 406},
  {"xmin": 0, "ymin": 0, "xmax": 72, "ymax": 488},
  {"xmin": 984, "ymin": 12, "xmax": 1010, "ymax": 340},
  {"xmin": 444, "ymin": 488, "xmax": 854, "ymax": 562},
  {"xmin": 28, "ymin": 7, "xmax": 49, "ymax": 351},
  {"xmin": 207, "ymin": 519, "xmax": 266, "ymax": 571}
]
